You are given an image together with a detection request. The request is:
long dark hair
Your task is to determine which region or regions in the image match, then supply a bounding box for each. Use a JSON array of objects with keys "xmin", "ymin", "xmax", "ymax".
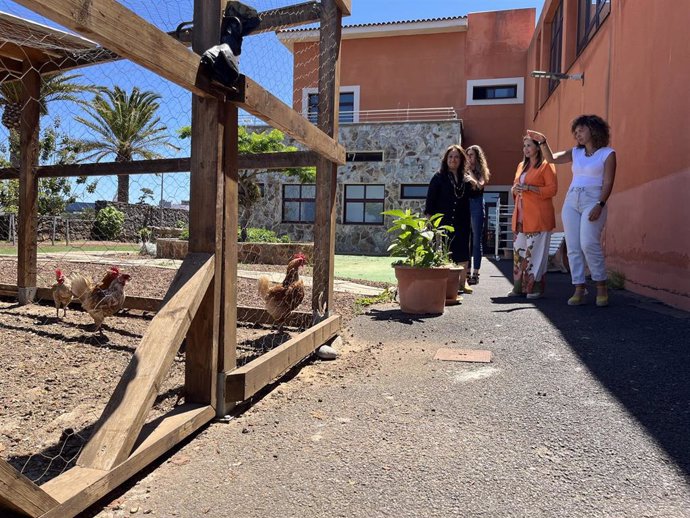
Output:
[
  {"xmin": 466, "ymin": 145, "xmax": 491, "ymax": 189},
  {"xmin": 521, "ymin": 136, "xmax": 543, "ymax": 173},
  {"xmin": 571, "ymin": 114, "xmax": 610, "ymax": 148},
  {"xmin": 440, "ymin": 144, "xmax": 468, "ymax": 176}
]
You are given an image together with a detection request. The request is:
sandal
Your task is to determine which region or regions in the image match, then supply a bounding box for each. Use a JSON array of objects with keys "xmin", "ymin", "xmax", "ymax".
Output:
[
  {"xmin": 467, "ymin": 272, "xmax": 480, "ymax": 285},
  {"xmin": 567, "ymin": 288, "xmax": 588, "ymax": 306}
]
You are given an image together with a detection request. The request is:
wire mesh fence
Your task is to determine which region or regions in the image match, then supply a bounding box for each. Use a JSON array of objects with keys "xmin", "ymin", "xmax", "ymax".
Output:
[{"xmin": 0, "ymin": 0, "xmax": 343, "ymax": 488}]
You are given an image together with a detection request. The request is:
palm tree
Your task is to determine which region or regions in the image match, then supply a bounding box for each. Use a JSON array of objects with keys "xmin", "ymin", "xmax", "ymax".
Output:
[
  {"xmin": 74, "ymin": 86, "xmax": 177, "ymax": 203},
  {"xmin": 0, "ymin": 72, "xmax": 99, "ymax": 165}
]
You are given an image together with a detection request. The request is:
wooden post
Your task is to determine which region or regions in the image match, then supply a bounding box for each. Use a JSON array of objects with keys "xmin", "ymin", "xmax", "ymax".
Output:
[
  {"xmin": 218, "ymin": 102, "xmax": 239, "ymax": 415},
  {"xmin": 185, "ymin": 0, "xmax": 222, "ymax": 406},
  {"xmin": 17, "ymin": 63, "xmax": 40, "ymax": 305},
  {"xmin": 312, "ymin": 0, "xmax": 342, "ymax": 318}
]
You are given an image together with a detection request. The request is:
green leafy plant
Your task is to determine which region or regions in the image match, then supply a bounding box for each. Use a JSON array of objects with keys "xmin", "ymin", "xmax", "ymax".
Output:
[
  {"xmin": 239, "ymin": 227, "xmax": 291, "ymax": 243},
  {"xmin": 93, "ymin": 206, "xmax": 125, "ymax": 241},
  {"xmin": 607, "ymin": 270, "xmax": 626, "ymax": 290},
  {"xmin": 354, "ymin": 288, "xmax": 395, "ymax": 315},
  {"xmin": 179, "ymin": 226, "xmax": 189, "ymax": 240},
  {"xmin": 382, "ymin": 209, "xmax": 453, "ymax": 268},
  {"xmin": 138, "ymin": 226, "xmax": 151, "ymax": 243}
]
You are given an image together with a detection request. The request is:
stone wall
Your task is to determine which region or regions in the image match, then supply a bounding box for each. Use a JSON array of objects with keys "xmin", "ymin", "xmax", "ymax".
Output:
[
  {"xmin": 156, "ymin": 239, "xmax": 314, "ymax": 265},
  {"xmin": 244, "ymin": 120, "xmax": 462, "ymax": 255},
  {"xmin": 95, "ymin": 201, "xmax": 189, "ymax": 241}
]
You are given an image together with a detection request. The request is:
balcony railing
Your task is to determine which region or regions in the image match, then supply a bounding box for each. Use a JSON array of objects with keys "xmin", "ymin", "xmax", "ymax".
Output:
[{"xmin": 239, "ymin": 107, "xmax": 458, "ymax": 126}]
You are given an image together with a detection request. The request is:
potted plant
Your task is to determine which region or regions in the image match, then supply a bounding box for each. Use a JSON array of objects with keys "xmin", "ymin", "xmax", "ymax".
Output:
[{"xmin": 382, "ymin": 209, "xmax": 454, "ymax": 315}]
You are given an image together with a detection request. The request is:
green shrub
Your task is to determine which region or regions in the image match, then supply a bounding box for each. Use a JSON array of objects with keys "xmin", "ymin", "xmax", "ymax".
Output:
[
  {"xmin": 138, "ymin": 227, "xmax": 151, "ymax": 243},
  {"xmin": 240, "ymin": 227, "xmax": 291, "ymax": 243},
  {"xmin": 93, "ymin": 206, "xmax": 125, "ymax": 241},
  {"xmin": 179, "ymin": 226, "xmax": 189, "ymax": 240},
  {"xmin": 607, "ymin": 270, "xmax": 626, "ymax": 290}
]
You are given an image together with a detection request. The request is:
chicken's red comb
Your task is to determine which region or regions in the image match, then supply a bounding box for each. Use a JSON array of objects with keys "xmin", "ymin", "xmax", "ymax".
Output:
[
  {"xmin": 293, "ymin": 252, "xmax": 306, "ymax": 261},
  {"xmin": 109, "ymin": 266, "xmax": 120, "ymax": 273},
  {"xmin": 55, "ymin": 269, "xmax": 63, "ymax": 277}
]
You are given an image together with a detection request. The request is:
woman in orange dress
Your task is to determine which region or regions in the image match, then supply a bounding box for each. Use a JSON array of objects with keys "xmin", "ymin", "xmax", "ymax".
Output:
[{"xmin": 509, "ymin": 136, "xmax": 558, "ymax": 298}]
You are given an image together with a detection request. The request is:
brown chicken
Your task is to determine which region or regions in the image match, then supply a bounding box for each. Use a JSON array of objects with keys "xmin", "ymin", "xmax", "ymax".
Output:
[
  {"xmin": 69, "ymin": 271, "xmax": 131, "ymax": 331},
  {"xmin": 94, "ymin": 266, "xmax": 120, "ymax": 293},
  {"xmin": 258, "ymin": 253, "xmax": 307, "ymax": 324},
  {"xmin": 51, "ymin": 269, "xmax": 73, "ymax": 318}
]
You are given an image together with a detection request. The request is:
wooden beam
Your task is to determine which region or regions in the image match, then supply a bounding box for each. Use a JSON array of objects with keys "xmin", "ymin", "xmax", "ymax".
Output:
[
  {"xmin": 0, "ymin": 152, "xmax": 316, "ymax": 180},
  {"xmin": 0, "ymin": 151, "xmax": 317, "ymax": 180},
  {"xmin": 221, "ymin": 103, "xmax": 239, "ymax": 378},
  {"xmin": 334, "ymin": 0, "xmax": 352, "ymax": 16},
  {"xmin": 184, "ymin": 0, "xmax": 223, "ymax": 409},
  {"xmin": 40, "ymin": 404, "xmax": 213, "ymax": 517},
  {"xmin": 237, "ymin": 306, "xmax": 312, "ymax": 329},
  {"xmin": 11, "ymin": 0, "xmax": 210, "ymax": 98},
  {"xmin": 312, "ymin": 0, "xmax": 342, "ymax": 317},
  {"xmin": 0, "ymin": 459, "xmax": 59, "ymax": 517},
  {"xmin": 231, "ymin": 75, "xmax": 346, "ymax": 166},
  {"xmin": 225, "ymin": 314, "xmax": 340, "ymax": 402},
  {"xmin": 17, "ymin": 63, "xmax": 40, "ymax": 304},
  {"xmin": 254, "ymin": 1, "xmax": 321, "ymax": 34},
  {"xmin": 77, "ymin": 253, "xmax": 214, "ymax": 471},
  {"xmin": 34, "ymin": 287, "xmax": 161, "ymax": 313}
]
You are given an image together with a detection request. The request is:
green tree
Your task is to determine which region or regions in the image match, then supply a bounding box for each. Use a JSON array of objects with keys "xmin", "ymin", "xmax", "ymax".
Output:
[
  {"xmin": 0, "ymin": 72, "xmax": 100, "ymax": 166},
  {"xmin": 0, "ymin": 120, "xmax": 94, "ymax": 215},
  {"xmin": 74, "ymin": 86, "xmax": 178, "ymax": 203},
  {"xmin": 138, "ymin": 187, "xmax": 155, "ymax": 204},
  {"xmin": 177, "ymin": 126, "xmax": 315, "ymax": 238}
]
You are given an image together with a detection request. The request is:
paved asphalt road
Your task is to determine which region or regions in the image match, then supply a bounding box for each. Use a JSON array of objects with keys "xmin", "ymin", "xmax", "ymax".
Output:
[{"xmin": 89, "ymin": 259, "xmax": 690, "ymax": 518}]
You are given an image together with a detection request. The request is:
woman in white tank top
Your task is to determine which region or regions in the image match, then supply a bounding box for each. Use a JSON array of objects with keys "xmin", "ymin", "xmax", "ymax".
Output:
[{"xmin": 527, "ymin": 115, "xmax": 617, "ymax": 307}]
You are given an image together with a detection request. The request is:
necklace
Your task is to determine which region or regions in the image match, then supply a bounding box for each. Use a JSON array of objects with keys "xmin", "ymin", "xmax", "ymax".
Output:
[
  {"xmin": 449, "ymin": 172, "xmax": 466, "ymax": 199},
  {"xmin": 584, "ymin": 147, "xmax": 597, "ymax": 157}
]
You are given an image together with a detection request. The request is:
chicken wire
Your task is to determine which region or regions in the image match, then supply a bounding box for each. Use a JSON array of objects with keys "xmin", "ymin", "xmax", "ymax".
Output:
[{"xmin": 0, "ymin": 0, "xmax": 336, "ymax": 486}]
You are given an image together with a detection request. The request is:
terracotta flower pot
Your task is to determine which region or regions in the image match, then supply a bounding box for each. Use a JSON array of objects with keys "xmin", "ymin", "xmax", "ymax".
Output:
[
  {"xmin": 445, "ymin": 266, "xmax": 464, "ymax": 305},
  {"xmin": 394, "ymin": 265, "xmax": 449, "ymax": 315}
]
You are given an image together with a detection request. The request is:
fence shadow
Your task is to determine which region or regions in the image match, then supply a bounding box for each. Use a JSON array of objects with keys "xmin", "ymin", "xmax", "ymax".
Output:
[{"xmin": 489, "ymin": 257, "xmax": 690, "ymax": 476}]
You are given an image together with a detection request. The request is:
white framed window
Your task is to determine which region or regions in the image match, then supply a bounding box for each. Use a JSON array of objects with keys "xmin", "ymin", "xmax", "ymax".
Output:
[
  {"xmin": 343, "ymin": 184, "xmax": 385, "ymax": 225},
  {"xmin": 302, "ymin": 86, "xmax": 361, "ymax": 123},
  {"xmin": 466, "ymin": 77, "xmax": 525, "ymax": 106}
]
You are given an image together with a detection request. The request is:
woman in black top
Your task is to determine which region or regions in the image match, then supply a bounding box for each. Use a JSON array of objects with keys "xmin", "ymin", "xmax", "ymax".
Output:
[{"xmin": 425, "ymin": 144, "xmax": 473, "ymax": 293}]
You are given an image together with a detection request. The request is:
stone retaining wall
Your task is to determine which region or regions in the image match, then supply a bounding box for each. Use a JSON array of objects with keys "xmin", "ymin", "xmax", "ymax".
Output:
[{"xmin": 156, "ymin": 239, "xmax": 315, "ymax": 265}]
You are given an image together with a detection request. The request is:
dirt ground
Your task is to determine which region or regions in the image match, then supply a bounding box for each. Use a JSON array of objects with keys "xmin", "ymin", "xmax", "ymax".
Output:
[{"xmin": 0, "ymin": 256, "xmax": 385, "ymax": 485}]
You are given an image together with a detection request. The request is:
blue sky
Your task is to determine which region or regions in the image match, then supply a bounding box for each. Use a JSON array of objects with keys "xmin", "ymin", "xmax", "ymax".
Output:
[{"xmin": 0, "ymin": 0, "xmax": 543, "ymax": 204}]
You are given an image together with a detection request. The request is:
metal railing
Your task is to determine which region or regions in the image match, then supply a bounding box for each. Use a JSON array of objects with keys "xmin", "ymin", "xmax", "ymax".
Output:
[
  {"xmin": 493, "ymin": 199, "xmax": 514, "ymax": 261},
  {"xmin": 239, "ymin": 107, "xmax": 458, "ymax": 126}
]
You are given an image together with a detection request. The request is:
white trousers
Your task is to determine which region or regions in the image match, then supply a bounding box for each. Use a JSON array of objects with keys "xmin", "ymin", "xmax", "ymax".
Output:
[{"xmin": 561, "ymin": 186, "xmax": 608, "ymax": 285}]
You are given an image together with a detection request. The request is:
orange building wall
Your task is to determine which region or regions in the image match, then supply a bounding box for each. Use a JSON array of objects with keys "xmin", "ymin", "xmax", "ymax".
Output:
[
  {"xmin": 461, "ymin": 9, "xmax": 535, "ymax": 186},
  {"xmin": 526, "ymin": 0, "xmax": 690, "ymax": 310},
  {"xmin": 291, "ymin": 9, "xmax": 535, "ymax": 185}
]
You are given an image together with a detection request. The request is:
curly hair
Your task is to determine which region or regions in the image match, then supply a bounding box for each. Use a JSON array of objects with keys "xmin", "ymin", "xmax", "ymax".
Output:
[
  {"xmin": 571, "ymin": 114, "xmax": 610, "ymax": 148},
  {"xmin": 439, "ymin": 144, "xmax": 468, "ymax": 176},
  {"xmin": 465, "ymin": 145, "xmax": 491, "ymax": 189}
]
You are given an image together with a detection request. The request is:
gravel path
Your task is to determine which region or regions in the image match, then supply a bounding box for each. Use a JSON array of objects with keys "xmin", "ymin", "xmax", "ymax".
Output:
[{"xmin": 78, "ymin": 259, "xmax": 690, "ymax": 517}]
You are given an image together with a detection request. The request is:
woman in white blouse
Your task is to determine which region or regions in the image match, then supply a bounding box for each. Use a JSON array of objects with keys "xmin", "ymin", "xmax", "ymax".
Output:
[{"xmin": 527, "ymin": 115, "xmax": 617, "ymax": 307}]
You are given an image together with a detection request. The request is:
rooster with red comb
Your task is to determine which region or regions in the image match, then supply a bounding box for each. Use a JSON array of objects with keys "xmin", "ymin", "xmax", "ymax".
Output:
[{"xmin": 51, "ymin": 269, "xmax": 73, "ymax": 318}]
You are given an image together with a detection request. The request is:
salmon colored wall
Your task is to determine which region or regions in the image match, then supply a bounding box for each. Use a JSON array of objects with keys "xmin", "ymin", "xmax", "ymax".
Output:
[
  {"xmin": 291, "ymin": 9, "xmax": 535, "ymax": 183},
  {"xmin": 461, "ymin": 9, "xmax": 535, "ymax": 186},
  {"xmin": 526, "ymin": 0, "xmax": 690, "ymax": 310},
  {"xmin": 292, "ymin": 31, "xmax": 466, "ymax": 114}
]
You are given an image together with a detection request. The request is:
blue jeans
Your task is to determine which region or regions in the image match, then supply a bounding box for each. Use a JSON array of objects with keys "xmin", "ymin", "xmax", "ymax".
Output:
[{"xmin": 469, "ymin": 196, "xmax": 485, "ymax": 271}]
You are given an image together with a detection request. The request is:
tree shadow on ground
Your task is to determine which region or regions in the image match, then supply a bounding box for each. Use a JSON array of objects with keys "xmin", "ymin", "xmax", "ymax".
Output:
[{"xmin": 489, "ymin": 257, "xmax": 690, "ymax": 477}]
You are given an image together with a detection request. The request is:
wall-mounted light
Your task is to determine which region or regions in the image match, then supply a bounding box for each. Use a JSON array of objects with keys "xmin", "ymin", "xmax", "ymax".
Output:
[{"xmin": 531, "ymin": 70, "xmax": 584, "ymax": 82}]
